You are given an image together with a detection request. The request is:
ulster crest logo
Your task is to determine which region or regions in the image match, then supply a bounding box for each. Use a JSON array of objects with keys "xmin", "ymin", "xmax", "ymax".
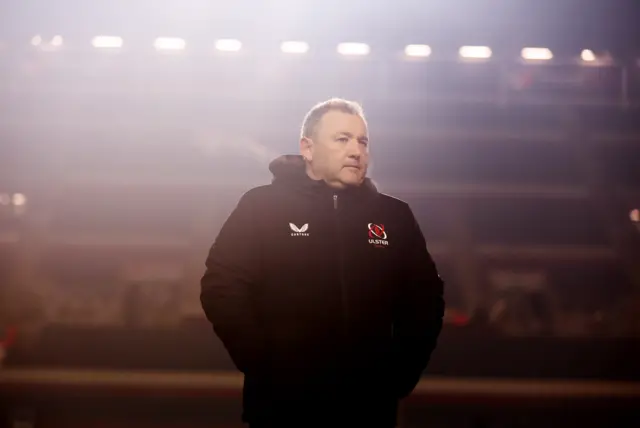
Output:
[{"xmin": 368, "ymin": 223, "xmax": 389, "ymax": 247}]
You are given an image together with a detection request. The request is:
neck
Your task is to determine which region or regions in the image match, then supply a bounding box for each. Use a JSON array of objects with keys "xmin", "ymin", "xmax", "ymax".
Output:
[{"xmin": 305, "ymin": 163, "xmax": 321, "ymax": 181}]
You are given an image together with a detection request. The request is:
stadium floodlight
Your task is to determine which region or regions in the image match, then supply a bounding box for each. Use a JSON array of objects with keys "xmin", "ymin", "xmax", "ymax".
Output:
[
  {"xmin": 281, "ymin": 41, "xmax": 309, "ymax": 54},
  {"xmin": 50, "ymin": 35, "xmax": 63, "ymax": 47},
  {"xmin": 337, "ymin": 42, "xmax": 370, "ymax": 56},
  {"xmin": 521, "ymin": 47, "xmax": 553, "ymax": 61},
  {"xmin": 154, "ymin": 37, "xmax": 186, "ymax": 51},
  {"xmin": 12, "ymin": 193, "xmax": 26, "ymax": 207},
  {"xmin": 32, "ymin": 35, "xmax": 64, "ymax": 51},
  {"xmin": 459, "ymin": 45, "xmax": 492, "ymax": 59},
  {"xmin": 215, "ymin": 39, "xmax": 242, "ymax": 52},
  {"xmin": 404, "ymin": 44, "xmax": 431, "ymax": 58},
  {"xmin": 580, "ymin": 50, "xmax": 614, "ymax": 66},
  {"xmin": 92, "ymin": 36, "xmax": 123, "ymax": 49},
  {"xmin": 581, "ymin": 49, "xmax": 596, "ymax": 62}
]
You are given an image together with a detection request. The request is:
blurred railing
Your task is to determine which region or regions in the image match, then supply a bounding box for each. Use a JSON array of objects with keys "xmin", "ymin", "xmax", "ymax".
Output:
[{"xmin": 1, "ymin": 369, "xmax": 639, "ymax": 428}]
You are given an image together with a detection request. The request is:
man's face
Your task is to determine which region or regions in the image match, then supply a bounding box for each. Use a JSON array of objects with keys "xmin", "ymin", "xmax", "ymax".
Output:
[{"xmin": 301, "ymin": 110, "xmax": 370, "ymax": 189}]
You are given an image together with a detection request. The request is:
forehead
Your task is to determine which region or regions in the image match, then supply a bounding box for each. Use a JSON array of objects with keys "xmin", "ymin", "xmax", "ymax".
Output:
[{"xmin": 316, "ymin": 110, "xmax": 368, "ymax": 136}]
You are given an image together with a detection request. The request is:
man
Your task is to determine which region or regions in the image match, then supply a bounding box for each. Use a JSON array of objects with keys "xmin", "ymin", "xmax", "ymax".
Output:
[{"xmin": 201, "ymin": 98, "xmax": 444, "ymax": 427}]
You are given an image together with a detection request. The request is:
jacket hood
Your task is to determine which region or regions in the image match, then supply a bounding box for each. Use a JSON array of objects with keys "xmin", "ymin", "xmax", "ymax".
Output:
[{"xmin": 268, "ymin": 154, "xmax": 378, "ymax": 194}]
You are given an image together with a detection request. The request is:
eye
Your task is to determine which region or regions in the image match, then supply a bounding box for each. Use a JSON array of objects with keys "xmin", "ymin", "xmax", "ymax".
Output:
[
  {"xmin": 359, "ymin": 139, "xmax": 369, "ymax": 146},
  {"xmin": 337, "ymin": 137, "xmax": 349, "ymax": 143}
]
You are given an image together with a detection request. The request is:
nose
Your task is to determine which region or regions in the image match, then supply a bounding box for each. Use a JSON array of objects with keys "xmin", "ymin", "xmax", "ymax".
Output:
[{"xmin": 346, "ymin": 139, "xmax": 363, "ymax": 160}]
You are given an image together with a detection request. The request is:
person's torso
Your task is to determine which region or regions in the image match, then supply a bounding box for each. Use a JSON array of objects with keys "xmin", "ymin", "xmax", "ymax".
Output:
[{"xmin": 248, "ymin": 183, "xmax": 414, "ymax": 382}]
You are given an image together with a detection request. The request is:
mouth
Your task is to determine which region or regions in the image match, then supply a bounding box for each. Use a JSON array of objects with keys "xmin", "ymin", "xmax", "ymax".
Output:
[{"xmin": 344, "ymin": 165, "xmax": 360, "ymax": 170}]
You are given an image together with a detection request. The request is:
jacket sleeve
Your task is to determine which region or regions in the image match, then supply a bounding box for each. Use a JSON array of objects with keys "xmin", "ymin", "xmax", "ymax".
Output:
[
  {"xmin": 200, "ymin": 191, "xmax": 265, "ymax": 375},
  {"xmin": 392, "ymin": 206, "xmax": 445, "ymax": 398}
]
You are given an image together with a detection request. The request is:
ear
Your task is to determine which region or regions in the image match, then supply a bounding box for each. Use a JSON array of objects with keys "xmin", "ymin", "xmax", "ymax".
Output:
[{"xmin": 299, "ymin": 137, "xmax": 313, "ymax": 162}]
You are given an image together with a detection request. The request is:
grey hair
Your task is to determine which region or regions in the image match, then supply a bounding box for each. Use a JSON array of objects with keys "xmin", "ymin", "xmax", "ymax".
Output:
[{"xmin": 300, "ymin": 98, "xmax": 366, "ymax": 139}]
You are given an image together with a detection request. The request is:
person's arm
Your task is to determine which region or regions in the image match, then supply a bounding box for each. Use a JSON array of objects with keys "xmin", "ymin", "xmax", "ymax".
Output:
[
  {"xmin": 392, "ymin": 207, "xmax": 445, "ymax": 398},
  {"xmin": 200, "ymin": 191, "xmax": 265, "ymax": 375}
]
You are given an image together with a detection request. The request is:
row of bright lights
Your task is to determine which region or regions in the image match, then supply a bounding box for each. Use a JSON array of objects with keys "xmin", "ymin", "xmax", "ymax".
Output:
[
  {"xmin": 30, "ymin": 35, "xmax": 601, "ymax": 62},
  {"xmin": 0, "ymin": 193, "xmax": 27, "ymax": 207}
]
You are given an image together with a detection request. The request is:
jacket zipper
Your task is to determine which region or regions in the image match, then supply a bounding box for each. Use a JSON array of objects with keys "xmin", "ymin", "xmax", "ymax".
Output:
[{"xmin": 334, "ymin": 194, "xmax": 350, "ymax": 342}]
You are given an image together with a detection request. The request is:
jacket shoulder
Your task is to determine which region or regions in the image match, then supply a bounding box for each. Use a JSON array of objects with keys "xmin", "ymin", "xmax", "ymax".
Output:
[
  {"xmin": 377, "ymin": 192, "xmax": 411, "ymax": 210},
  {"xmin": 236, "ymin": 183, "xmax": 279, "ymax": 203},
  {"xmin": 242, "ymin": 184, "xmax": 273, "ymax": 199},
  {"xmin": 376, "ymin": 192, "xmax": 418, "ymax": 223}
]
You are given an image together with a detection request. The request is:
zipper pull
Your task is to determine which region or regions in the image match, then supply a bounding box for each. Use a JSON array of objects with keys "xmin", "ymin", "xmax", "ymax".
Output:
[{"xmin": 333, "ymin": 194, "xmax": 338, "ymax": 210}]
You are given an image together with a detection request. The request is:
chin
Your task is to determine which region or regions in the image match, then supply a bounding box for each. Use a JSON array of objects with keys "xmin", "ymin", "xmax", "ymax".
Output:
[
  {"xmin": 334, "ymin": 169, "xmax": 365, "ymax": 187},
  {"xmin": 340, "ymin": 176, "xmax": 365, "ymax": 187}
]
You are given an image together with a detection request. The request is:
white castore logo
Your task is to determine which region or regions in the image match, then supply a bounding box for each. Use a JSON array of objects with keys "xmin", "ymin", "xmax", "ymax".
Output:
[{"xmin": 289, "ymin": 223, "xmax": 309, "ymax": 236}]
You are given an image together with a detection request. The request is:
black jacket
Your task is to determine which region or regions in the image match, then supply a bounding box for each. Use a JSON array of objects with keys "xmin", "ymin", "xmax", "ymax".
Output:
[{"xmin": 201, "ymin": 155, "xmax": 444, "ymax": 427}]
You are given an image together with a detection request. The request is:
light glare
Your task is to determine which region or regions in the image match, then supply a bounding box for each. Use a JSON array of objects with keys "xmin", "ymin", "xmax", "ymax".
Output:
[
  {"xmin": 51, "ymin": 35, "xmax": 63, "ymax": 47},
  {"xmin": 281, "ymin": 41, "xmax": 309, "ymax": 54},
  {"xmin": 154, "ymin": 37, "xmax": 186, "ymax": 51},
  {"xmin": 12, "ymin": 193, "xmax": 27, "ymax": 207},
  {"xmin": 337, "ymin": 43, "xmax": 370, "ymax": 56},
  {"xmin": 459, "ymin": 45, "xmax": 492, "ymax": 59},
  {"xmin": 581, "ymin": 49, "xmax": 596, "ymax": 62},
  {"xmin": 33, "ymin": 35, "xmax": 64, "ymax": 51},
  {"xmin": 215, "ymin": 39, "xmax": 242, "ymax": 52},
  {"xmin": 521, "ymin": 47, "xmax": 553, "ymax": 61},
  {"xmin": 404, "ymin": 44, "xmax": 431, "ymax": 58},
  {"xmin": 92, "ymin": 36, "xmax": 123, "ymax": 49}
]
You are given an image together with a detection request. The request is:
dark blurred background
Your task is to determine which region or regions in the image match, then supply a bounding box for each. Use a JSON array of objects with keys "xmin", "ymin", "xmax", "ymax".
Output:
[{"xmin": 1, "ymin": 0, "xmax": 639, "ymax": 427}]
